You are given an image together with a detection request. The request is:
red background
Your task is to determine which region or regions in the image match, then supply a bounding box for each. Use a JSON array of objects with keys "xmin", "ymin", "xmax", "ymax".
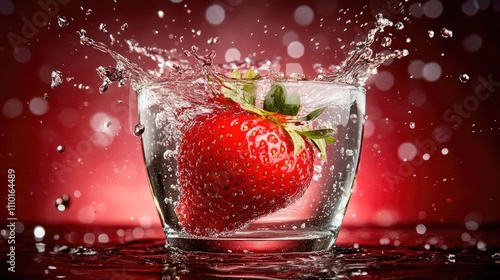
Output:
[{"xmin": 1, "ymin": 0, "xmax": 499, "ymax": 239}]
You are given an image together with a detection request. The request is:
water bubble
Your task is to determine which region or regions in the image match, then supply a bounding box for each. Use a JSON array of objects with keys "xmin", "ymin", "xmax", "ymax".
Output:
[
  {"xmin": 56, "ymin": 145, "xmax": 65, "ymax": 153},
  {"xmin": 440, "ymin": 28, "xmax": 453, "ymax": 38},
  {"xmin": 57, "ymin": 15, "xmax": 69, "ymax": 27},
  {"xmin": 395, "ymin": 22, "xmax": 404, "ymax": 30},
  {"xmin": 428, "ymin": 30, "xmax": 435, "ymax": 38},
  {"xmin": 459, "ymin": 73, "xmax": 470, "ymax": 83},
  {"xmin": 51, "ymin": 70, "xmax": 63, "ymax": 88},
  {"xmin": 55, "ymin": 194, "xmax": 70, "ymax": 211},
  {"xmin": 350, "ymin": 113, "xmax": 358, "ymax": 123},
  {"xmin": 134, "ymin": 123, "xmax": 145, "ymax": 136},
  {"xmin": 120, "ymin": 23, "xmax": 129, "ymax": 31}
]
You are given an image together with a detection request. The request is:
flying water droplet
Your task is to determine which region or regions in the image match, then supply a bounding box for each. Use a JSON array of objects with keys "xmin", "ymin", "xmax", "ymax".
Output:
[
  {"xmin": 56, "ymin": 145, "xmax": 65, "ymax": 152},
  {"xmin": 85, "ymin": 9, "xmax": 92, "ymax": 16},
  {"xmin": 51, "ymin": 70, "xmax": 63, "ymax": 88},
  {"xmin": 381, "ymin": 36, "xmax": 392, "ymax": 47},
  {"xmin": 99, "ymin": 23, "xmax": 108, "ymax": 33},
  {"xmin": 57, "ymin": 15, "xmax": 69, "ymax": 27},
  {"xmin": 43, "ymin": 93, "xmax": 50, "ymax": 99},
  {"xmin": 395, "ymin": 22, "xmax": 404, "ymax": 30},
  {"xmin": 409, "ymin": 122, "xmax": 415, "ymax": 129},
  {"xmin": 440, "ymin": 28, "xmax": 453, "ymax": 38},
  {"xmin": 459, "ymin": 74, "xmax": 470, "ymax": 83},
  {"xmin": 55, "ymin": 194, "xmax": 70, "ymax": 211},
  {"xmin": 207, "ymin": 37, "xmax": 220, "ymax": 44},
  {"xmin": 134, "ymin": 123, "xmax": 145, "ymax": 136},
  {"xmin": 428, "ymin": 30, "xmax": 435, "ymax": 38},
  {"xmin": 120, "ymin": 23, "xmax": 129, "ymax": 31}
]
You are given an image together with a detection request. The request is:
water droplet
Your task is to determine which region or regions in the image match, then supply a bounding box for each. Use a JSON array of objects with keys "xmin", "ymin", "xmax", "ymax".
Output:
[
  {"xmin": 381, "ymin": 36, "xmax": 392, "ymax": 47},
  {"xmin": 134, "ymin": 123, "xmax": 145, "ymax": 136},
  {"xmin": 459, "ymin": 73, "xmax": 470, "ymax": 83},
  {"xmin": 345, "ymin": 149, "xmax": 354, "ymax": 156},
  {"xmin": 428, "ymin": 30, "xmax": 435, "ymax": 38},
  {"xmin": 395, "ymin": 22, "xmax": 404, "ymax": 30},
  {"xmin": 447, "ymin": 254, "xmax": 456, "ymax": 263},
  {"xmin": 350, "ymin": 113, "xmax": 358, "ymax": 123},
  {"xmin": 85, "ymin": 9, "xmax": 92, "ymax": 16},
  {"xmin": 120, "ymin": 23, "xmax": 129, "ymax": 31},
  {"xmin": 51, "ymin": 70, "xmax": 63, "ymax": 88},
  {"xmin": 55, "ymin": 194, "xmax": 70, "ymax": 211},
  {"xmin": 43, "ymin": 93, "xmax": 50, "ymax": 99},
  {"xmin": 409, "ymin": 122, "xmax": 415, "ymax": 129},
  {"xmin": 158, "ymin": 10, "xmax": 164, "ymax": 18},
  {"xmin": 56, "ymin": 145, "xmax": 65, "ymax": 153},
  {"xmin": 99, "ymin": 23, "xmax": 108, "ymax": 33},
  {"xmin": 57, "ymin": 15, "xmax": 69, "ymax": 27},
  {"xmin": 440, "ymin": 28, "xmax": 453, "ymax": 38}
]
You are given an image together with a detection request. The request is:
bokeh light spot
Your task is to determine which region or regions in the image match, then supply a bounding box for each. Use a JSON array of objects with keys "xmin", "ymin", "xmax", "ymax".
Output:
[
  {"xmin": 424, "ymin": 0, "xmax": 443, "ymax": 18},
  {"xmin": 205, "ymin": 4, "xmax": 225, "ymax": 25},
  {"xmin": 2, "ymin": 98, "xmax": 23, "ymax": 118},
  {"xmin": 422, "ymin": 62, "xmax": 442, "ymax": 82},
  {"xmin": 13, "ymin": 46, "xmax": 31, "ymax": 63},
  {"xmin": 463, "ymin": 33, "xmax": 482, "ymax": 53},
  {"xmin": 287, "ymin": 41, "xmax": 305, "ymax": 58},
  {"xmin": 398, "ymin": 142, "xmax": 418, "ymax": 161},
  {"xmin": 0, "ymin": 0, "xmax": 14, "ymax": 15},
  {"xmin": 408, "ymin": 89, "xmax": 427, "ymax": 107},
  {"xmin": 224, "ymin": 47, "xmax": 241, "ymax": 62},
  {"xmin": 374, "ymin": 71, "xmax": 394, "ymax": 91},
  {"xmin": 29, "ymin": 97, "xmax": 49, "ymax": 116},
  {"xmin": 294, "ymin": 5, "xmax": 314, "ymax": 26}
]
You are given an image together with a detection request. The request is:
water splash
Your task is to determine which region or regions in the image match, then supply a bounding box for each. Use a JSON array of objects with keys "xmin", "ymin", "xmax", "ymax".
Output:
[
  {"xmin": 319, "ymin": 13, "xmax": 409, "ymax": 86},
  {"xmin": 51, "ymin": 70, "xmax": 63, "ymax": 88}
]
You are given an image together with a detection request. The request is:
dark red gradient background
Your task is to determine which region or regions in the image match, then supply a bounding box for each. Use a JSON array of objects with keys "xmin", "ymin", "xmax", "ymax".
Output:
[{"xmin": 1, "ymin": 0, "xmax": 499, "ymax": 237}]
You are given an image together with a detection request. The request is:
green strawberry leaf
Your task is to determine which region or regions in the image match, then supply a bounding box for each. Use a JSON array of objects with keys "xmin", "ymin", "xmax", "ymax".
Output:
[
  {"xmin": 263, "ymin": 84, "xmax": 286, "ymax": 113},
  {"xmin": 222, "ymin": 69, "xmax": 259, "ymax": 106},
  {"xmin": 298, "ymin": 128, "xmax": 335, "ymax": 139},
  {"xmin": 304, "ymin": 107, "xmax": 326, "ymax": 121},
  {"xmin": 310, "ymin": 138, "xmax": 328, "ymax": 160},
  {"xmin": 281, "ymin": 91, "xmax": 301, "ymax": 116}
]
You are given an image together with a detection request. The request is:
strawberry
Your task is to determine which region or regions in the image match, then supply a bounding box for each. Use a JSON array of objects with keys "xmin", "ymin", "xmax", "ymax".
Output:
[{"xmin": 175, "ymin": 69, "xmax": 336, "ymax": 237}]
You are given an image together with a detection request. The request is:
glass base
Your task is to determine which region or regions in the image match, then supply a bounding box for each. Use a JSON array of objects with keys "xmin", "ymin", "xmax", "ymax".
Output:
[{"xmin": 164, "ymin": 230, "xmax": 338, "ymax": 254}]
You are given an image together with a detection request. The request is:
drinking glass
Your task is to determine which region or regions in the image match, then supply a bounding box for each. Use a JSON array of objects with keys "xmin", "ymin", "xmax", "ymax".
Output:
[{"xmin": 138, "ymin": 78, "xmax": 365, "ymax": 253}]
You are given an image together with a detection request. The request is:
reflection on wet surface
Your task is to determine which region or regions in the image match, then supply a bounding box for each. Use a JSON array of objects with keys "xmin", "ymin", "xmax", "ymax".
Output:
[{"xmin": 1, "ymin": 224, "xmax": 499, "ymax": 279}]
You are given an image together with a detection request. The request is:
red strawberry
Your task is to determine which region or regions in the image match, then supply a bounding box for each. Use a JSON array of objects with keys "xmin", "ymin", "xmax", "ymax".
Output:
[
  {"xmin": 174, "ymin": 69, "xmax": 336, "ymax": 237},
  {"xmin": 176, "ymin": 109, "xmax": 315, "ymax": 236}
]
